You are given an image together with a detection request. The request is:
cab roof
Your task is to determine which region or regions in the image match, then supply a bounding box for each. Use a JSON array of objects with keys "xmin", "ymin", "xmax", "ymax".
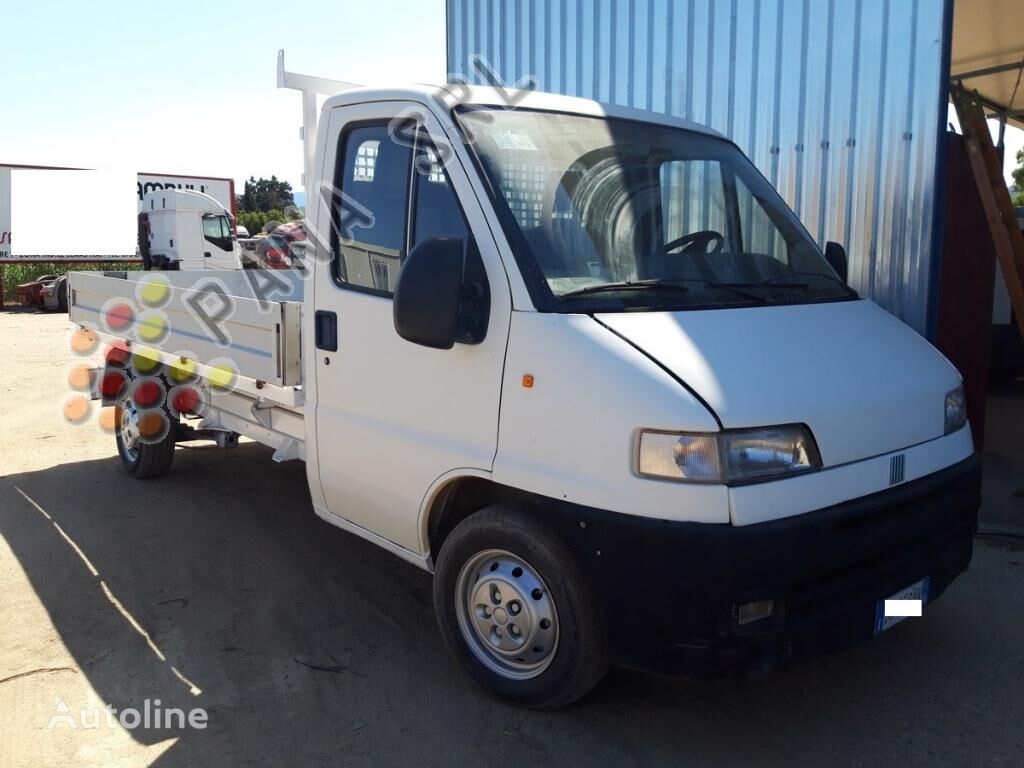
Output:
[
  {"xmin": 140, "ymin": 187, "xmax": 228, "ymax": 214},
  {"xmin": 320, "ymin": 84, "xmax": 724, "ymax": 138}
]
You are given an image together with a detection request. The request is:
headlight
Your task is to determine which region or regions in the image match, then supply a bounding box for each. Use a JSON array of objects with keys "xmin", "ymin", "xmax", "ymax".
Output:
[
  {"xmin": 944, "ymin": 385, "xmax": 966, "ymax": 435},
  {"xmin": 637, "ymin": 425, "xmax": 821, "ymax": 485}
]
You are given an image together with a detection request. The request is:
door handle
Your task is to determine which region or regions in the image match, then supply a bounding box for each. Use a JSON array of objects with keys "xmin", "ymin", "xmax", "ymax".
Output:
[
  {"xmin": 203, "ymin": 251, "xmax": 212, "ymax": 258},
  {"xmin": 315, "ymin": 310, "xmax": 338, "ymax": 351}
]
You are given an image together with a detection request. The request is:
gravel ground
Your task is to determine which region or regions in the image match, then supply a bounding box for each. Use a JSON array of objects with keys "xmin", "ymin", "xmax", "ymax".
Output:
[{"xmin": 1, "ymin": 307, "xmax": 1022, "ymax": 768}]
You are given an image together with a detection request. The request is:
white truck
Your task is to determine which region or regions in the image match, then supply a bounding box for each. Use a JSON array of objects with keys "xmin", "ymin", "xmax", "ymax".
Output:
[
  {"xmin": 137, "ymin": 172, "xmax": 235, "ymax": 217},
  {"xmin": 138, "ymin": 188, "xmax": 244, "ymax": 271},
  {"xmin": 69, "ymin": 84, "xmax": 980, "ymax": 709}
]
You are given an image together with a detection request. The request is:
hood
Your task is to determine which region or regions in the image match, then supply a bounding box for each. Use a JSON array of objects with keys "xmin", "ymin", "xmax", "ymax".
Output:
[{"xmin": 596, "ymin": 299, "xmax": 961, "ymax": 467}]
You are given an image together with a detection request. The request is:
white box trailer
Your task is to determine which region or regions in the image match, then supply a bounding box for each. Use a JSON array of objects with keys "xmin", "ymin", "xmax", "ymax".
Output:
[{"xmin": 70, "ymin": 80, "xmax": 981, "ymax": 710}]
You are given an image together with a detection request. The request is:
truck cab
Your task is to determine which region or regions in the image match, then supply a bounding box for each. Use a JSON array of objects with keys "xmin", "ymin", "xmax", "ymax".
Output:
[
  {"xmin": 71, "ymin": 85, "xmax": 980, "ymax": 709},
  {"xmin": 138, "ymin": 188, "xmax": 242, "ymax": 271}
]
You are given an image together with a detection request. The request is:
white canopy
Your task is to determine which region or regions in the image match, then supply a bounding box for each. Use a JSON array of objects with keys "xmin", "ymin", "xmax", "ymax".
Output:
[{"xmin": 952, "ymin": 0, "xmax": 1024, "ymax": 127}]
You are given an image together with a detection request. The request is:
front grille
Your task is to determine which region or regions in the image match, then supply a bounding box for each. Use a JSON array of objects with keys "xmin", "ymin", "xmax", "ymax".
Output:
[
  {"xmin": 785, "ymin": 466, "xmax": 977, "ymax": 617},
  {"xmin": 889, "ymin": 454, "xmax": 906, "ymax": 485}
]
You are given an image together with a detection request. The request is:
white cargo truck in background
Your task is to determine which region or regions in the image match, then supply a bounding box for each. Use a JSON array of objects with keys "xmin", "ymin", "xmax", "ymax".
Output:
[
  {"xmin": 137, "ymin": 173, "xmax": 235, "ymax": 218},
  {"xmin": 70, "ymin": 81, "xmax": 981, "ymax": 709},
  {"xmin": 138, "ymin": 189, "xmax": 243, "ymax": 271}
]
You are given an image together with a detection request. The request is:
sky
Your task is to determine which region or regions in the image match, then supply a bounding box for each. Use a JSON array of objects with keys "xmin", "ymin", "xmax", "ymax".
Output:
[
  {"xmin": 2, "ymin": 1, "xmax": 1021, "ymax": 195},
  {"xmin": 0, "ymin": 0, "xmax": 449, "ymax": 191}
]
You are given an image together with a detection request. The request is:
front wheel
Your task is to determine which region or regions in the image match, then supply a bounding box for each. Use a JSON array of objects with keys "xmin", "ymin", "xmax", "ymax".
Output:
[{"xmin": 433, "ymin": 505, "xmax": 609, "ymax": 709}]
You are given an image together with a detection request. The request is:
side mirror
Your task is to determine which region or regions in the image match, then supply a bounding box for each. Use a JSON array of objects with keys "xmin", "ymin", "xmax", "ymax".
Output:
[
  {"xmin": 393, "ymin": 236, "xmax": 464, "ymax": 349},
  {"xmin": 824, "ymin": 241, "xmax": 848, "ymax": 284}
]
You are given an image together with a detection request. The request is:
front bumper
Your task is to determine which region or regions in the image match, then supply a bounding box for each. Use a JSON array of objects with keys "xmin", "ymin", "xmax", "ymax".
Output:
[{"xmin": 544, "ymin": 454, "xmax": 981, "ymax": 677}]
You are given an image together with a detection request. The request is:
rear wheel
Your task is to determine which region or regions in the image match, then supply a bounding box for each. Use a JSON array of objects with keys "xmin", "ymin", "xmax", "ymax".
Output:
[
  {"xmin": 433, "ymin": 505, "xmax": 608, "ymax": 709},
  {"xmin": 109, "ymin": 363, "xmax": 177, "ymax": 479}
]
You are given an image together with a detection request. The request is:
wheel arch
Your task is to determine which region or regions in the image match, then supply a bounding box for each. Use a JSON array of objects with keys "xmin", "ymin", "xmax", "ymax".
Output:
[{"xmin": 420, "ymin": 473, "xmax": 549, "ymax": 566}]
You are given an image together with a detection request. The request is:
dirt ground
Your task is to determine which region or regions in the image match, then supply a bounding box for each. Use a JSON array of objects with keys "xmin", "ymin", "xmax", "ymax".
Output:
[{"xmin": 1, "ymin": 308, "xmax": 1022, "ymax": 768}]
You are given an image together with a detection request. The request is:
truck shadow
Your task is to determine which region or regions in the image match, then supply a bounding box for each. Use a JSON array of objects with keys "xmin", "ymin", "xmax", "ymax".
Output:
[{"xmin": 0, "ymin": 442, "xmax": 1010, "ymax": 766}]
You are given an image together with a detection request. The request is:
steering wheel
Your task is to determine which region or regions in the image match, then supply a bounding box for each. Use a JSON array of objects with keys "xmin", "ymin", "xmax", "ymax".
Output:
[{"xmin": 662, "ymin": 230, "xmax": 724, "ymax": 255}]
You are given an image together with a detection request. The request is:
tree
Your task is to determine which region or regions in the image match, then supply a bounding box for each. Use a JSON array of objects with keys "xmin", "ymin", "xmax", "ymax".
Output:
[
  {"xmin": 236, "ymin": 176, "xmax": 295, "ymax": 213},
  {"xmin": 1012, "ymin": 147, "xmax": 1024, "ymax": 207},
  {"xmin": 236, "ymin": 208, "xmax": 301, "ymax": 236}
]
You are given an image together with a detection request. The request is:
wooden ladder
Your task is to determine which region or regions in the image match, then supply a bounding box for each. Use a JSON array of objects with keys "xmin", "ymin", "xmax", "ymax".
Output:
[{"xmin": 951, "ymin": 84, "xmax": 1024, "ymax": 338}]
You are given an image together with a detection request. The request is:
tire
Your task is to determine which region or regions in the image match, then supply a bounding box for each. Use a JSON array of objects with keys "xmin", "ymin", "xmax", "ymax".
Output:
[
  {"xmin": 57, "ymin": 279, "xmax": 68, "ymax": 313},
  {"xmin": 109, "ymin": 361, "xmax": 177, "ymax": 479},
  {"xmin": 433, "ymin": 505, "xmax": 609, "ymax": 709}
]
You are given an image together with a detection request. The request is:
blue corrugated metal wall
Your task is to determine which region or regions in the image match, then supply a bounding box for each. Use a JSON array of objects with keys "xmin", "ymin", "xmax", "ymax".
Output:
[{"xmin": 447, "ymin": 0, "xmax": 951, "ymax": 335}]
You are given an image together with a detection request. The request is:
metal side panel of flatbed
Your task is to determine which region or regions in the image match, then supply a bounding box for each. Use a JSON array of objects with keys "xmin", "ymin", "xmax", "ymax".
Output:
[{"xmin": 69, "ymin": 270, "xmax": 305, "ymax": 389}]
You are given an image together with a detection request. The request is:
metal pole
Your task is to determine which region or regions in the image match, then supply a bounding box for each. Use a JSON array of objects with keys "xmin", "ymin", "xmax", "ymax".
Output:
[
  {"xmin": 276, "ymin": 50, "xmax": 359, "ymax": 209},
  {"xmin": 302, "ymin": 91, "xmax": 318, "ymax": 203},
  {"xmin": 951, "ymin": 60, "xmax": 1024, "ymax": 81},
  {"xmin": 997, "ymin": 112, "xmax": 1007, "ymax": 163}
]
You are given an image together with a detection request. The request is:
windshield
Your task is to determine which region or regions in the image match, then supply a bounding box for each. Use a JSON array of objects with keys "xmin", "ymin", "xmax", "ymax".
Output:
[{"xmin": 457, "ymin": 108, "xmax": 855, "ymax": 312}]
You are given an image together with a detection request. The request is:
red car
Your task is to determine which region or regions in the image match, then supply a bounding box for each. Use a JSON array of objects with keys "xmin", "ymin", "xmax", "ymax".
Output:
[
  {"xmin": 256, "ymin": 222, "xmax": 306, "ymax": 269},
  {"xmin": 15, "ymin": 274, "xmax": 57, "ymax": 308}
]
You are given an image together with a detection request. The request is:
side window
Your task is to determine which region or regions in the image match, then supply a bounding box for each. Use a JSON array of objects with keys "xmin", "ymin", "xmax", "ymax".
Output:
[
  {"xmin": 410, "ymin": 144, "xmax": 470, "ymax": 246},
  {"xmin": 202, "ymin": 214, "xmax": 232, "ymax": 251},
  {"xmin": 332, "ymin": 125, "xmax": 413, "ymax": 294},
  {"xmin": 410, "ymin": 135, "xmax": 490, "ymax": 344}
]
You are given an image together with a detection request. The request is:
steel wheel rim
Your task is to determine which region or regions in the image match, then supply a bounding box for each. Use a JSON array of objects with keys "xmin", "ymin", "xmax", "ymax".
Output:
[
  {"xmin": 118, "ymin": 396, "xmax": 141, "ymax": 463},
  {"xmin": 454, "ymin": 548, "xmax": 559, "ymax": 680}
]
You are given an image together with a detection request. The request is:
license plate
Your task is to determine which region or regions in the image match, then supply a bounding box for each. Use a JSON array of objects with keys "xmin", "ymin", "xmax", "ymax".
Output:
[{"xmin": 874, "ymin": 577, "xmax": 930, "ymax": 634}]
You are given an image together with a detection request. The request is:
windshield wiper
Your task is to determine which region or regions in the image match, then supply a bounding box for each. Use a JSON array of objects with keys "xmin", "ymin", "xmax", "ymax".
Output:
[
  {"xmin": 752, "ymin": 272, "xmax": 859, "ymax": 297},
  {"xmin": 560, "ymin": 277, "xmax": 772, "ymax": 304},
  {"xmin": 696, "ymin": 281, "xmax": 769, "ymax": 303},
  {"xmin": 559, "ymin": 279, "xmax": 692, "ymax": 298}
]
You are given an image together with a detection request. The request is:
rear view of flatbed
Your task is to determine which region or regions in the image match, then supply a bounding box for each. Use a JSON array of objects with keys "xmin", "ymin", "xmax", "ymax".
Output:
[{"xmin": 69, "ymin": 269, "xmax": 308, "ymax": 464}]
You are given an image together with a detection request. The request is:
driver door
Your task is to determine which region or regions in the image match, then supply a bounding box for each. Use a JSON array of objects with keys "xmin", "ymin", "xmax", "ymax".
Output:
[
  {"xmin": 201, "ymin": 213, "xmax": 239, "ymax": 269},
  {"xmin": 310, "ymin": 101, "xmax": 511, "ymax": 554}
]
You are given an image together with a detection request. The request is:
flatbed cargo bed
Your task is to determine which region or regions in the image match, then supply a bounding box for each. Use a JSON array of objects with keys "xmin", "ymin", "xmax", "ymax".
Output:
[
  {"xmin": 69, "ymin": 270, "xmax": 305, "ymax": 390},
  {"xmin": 69, "ymin": 269, "xmax": 308, "ymax": 461}
]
